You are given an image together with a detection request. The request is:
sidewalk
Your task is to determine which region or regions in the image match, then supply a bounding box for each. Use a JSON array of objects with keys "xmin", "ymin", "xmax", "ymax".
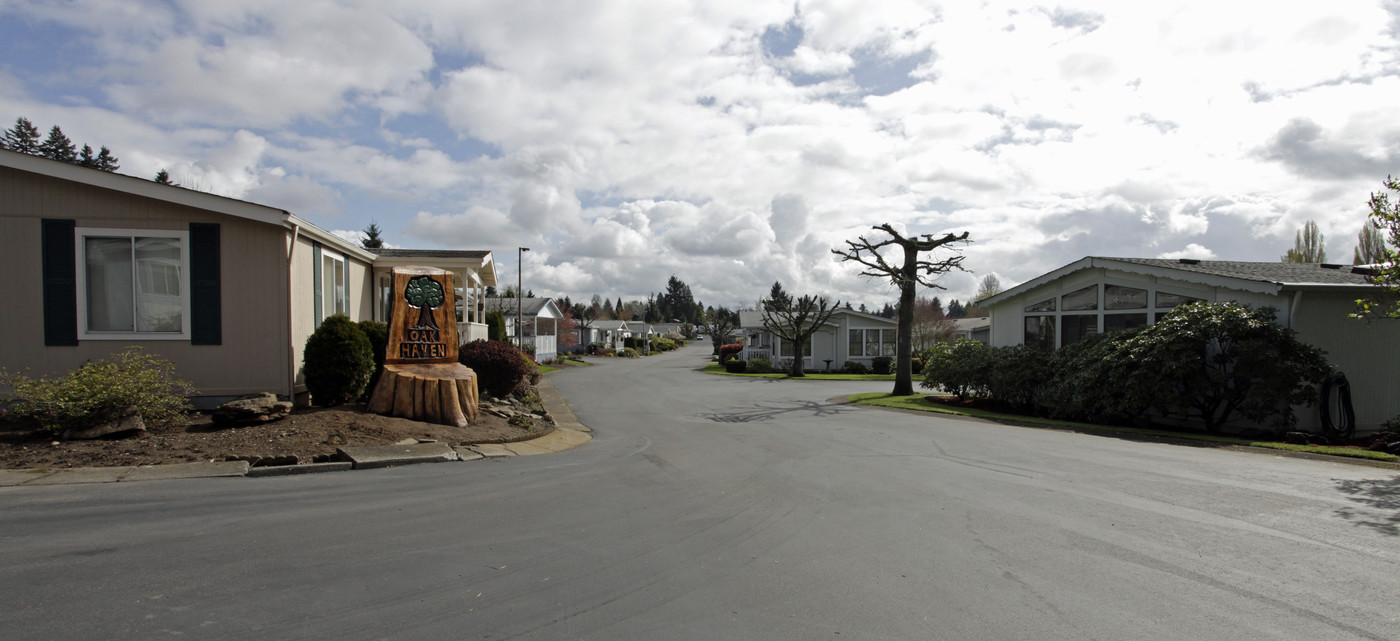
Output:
[{"xmin": 0, "ymin": 377, "xmax": 591, "ymax": 487}]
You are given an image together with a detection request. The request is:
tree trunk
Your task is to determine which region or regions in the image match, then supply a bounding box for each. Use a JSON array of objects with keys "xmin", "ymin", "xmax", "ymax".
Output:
[
  {"xmin": 893, "ymin": 254, "xmax": 919, "ymax": 395},
  {"xmin": 789, "ymin": 340, "xmax": 806, "ymax": 377}
]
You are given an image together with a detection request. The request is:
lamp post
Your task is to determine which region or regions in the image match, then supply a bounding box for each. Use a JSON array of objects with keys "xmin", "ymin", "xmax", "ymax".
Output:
[{"xmin": 517, "ymin": 247, "xmax": 529, "ymax": 349}]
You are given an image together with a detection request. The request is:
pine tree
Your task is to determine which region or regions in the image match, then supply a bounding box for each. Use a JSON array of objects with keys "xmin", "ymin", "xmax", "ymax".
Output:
[
  {"xmin": 94, "ymin": 146, "xmax": 119, "ymax": 171},
  {"xmin": 2, "ymin": 117, "xmax": 41, "ymax": 154},
  {"xmin": 78, "ymin": 144, "xmax": 96, "ymax": 167},
  {"xmin": 38, "ymin": 126, "xmax": 77, "ymax": 163},
  {"xmin": 362, "ymin": 221, "xmax": 385, "ymax": 249},
  {"xmin": 154, "ymin": 169, "xmax": 177, "ymax": 185}
]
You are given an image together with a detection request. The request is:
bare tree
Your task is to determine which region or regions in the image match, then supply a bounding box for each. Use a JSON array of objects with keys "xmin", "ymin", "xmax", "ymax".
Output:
[
  {"xmin": 696, "ymin": 306, "xmax": 740, "ymax": 356},
  {"xmin": 910, "ymin": 296, "xmax": 957, "ymax": 350},
  {"xmin": 1283, "ymin": 220, "xmax": 1327, "ymax": 263},
  {"xmin": 1355, "ymin": 221, "xmax": 1386, "ymax": 265},
  {"xmin": 759, "ymin": 286, "xmax": 840, "ymax": 377},
  {"xmin": 833, "ymin": 224, "xmax": 971, "ymax": 395}
]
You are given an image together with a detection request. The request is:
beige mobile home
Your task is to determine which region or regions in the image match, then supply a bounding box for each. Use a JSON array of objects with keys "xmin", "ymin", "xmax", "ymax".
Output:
[
  {"xmin": 980, "ymin": 257, "xmax": 1400, "ymax": 431},
  {"xmin": 0, "ymin": 150, "xmax": 495, "ymax": 406}
]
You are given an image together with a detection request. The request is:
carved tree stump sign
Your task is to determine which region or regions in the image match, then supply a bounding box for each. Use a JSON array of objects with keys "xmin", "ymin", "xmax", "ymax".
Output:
[{"xmin": 367, "ymin": 267, "xmax": 479, "ymax": 426}]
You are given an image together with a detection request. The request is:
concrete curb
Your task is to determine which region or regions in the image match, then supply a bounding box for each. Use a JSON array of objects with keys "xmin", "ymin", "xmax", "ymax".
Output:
[{"xmin": 0, "ymin": 376, "xmax": 593, "ymax": 487}]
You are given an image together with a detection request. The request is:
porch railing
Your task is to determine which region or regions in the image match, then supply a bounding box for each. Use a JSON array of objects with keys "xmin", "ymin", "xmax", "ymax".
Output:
[{"xmin": 458, "ymin": 322, "xmax": 489, "ymax": 344}]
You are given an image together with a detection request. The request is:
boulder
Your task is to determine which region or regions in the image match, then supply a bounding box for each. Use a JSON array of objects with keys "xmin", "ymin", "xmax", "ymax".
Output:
[
  {"xmin": 62, "ymin": 405, "xmax": 146, "ymax": 440},
  {"xmin": 213, "ymin": 393, "xmax": 293, "ymax": 426}
]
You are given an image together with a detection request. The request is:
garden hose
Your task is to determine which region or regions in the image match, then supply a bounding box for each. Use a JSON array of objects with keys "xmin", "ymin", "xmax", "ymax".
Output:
[{"xmin": 1319, "ymin": 372, "xmax": 1355, "ymax": 440}]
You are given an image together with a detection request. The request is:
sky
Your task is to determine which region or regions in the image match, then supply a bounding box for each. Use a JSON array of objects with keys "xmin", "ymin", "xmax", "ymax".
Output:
[{"xmin": 3, "ymin": 0, "xmax": 1398, "ymax": 311}]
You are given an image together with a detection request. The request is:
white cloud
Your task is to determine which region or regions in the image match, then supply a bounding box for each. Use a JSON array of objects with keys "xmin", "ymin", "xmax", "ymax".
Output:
[
  {"xmin": 1157, "ymin": 244, "xmax": 1219, "ymax": 260},
  {"xmin": 3, "ymin": 0, "xmax": 1397, "ymax": 310}
]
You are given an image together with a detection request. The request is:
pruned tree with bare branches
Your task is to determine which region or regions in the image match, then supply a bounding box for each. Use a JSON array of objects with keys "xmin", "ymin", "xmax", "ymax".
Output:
[
  {"xmin": 759, "ymin": 282, "xmax": 840, "ymax": 377},
  {"xmin": 833, "ymin": 224, "xmax": 971, "ymax": 395},
  {"xmin": 697, "ymin": 306, "xmax": 740, "ymax": 355}
]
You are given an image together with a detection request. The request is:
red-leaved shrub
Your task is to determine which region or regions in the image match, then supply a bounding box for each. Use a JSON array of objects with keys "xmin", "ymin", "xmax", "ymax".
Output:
[
  {"xmin": 719, "ymin": 343, "xmax": 744, "ymax": 362},
  {"xmin": 459, "ymin": 339, "xmax": 538, "ymax": 398}
]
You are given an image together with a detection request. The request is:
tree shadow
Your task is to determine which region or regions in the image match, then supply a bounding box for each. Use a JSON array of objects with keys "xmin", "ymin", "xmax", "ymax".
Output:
[
  {"xmin": 1333, "ymin": 475, "xmax": 1400, "ymax": 536},
  {"xmin": 701, "ymin": 400, "xmax": 861, "ymax": 423}
]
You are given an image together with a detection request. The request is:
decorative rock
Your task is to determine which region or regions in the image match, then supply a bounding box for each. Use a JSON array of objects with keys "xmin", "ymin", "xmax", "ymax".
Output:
[
  {"xmin": 212, "ymin": 393, "xmax": 293, "ymax": 426},
  {"xmin": 62, "ymin": 406, "xmax": 146, "ymax": 440}
]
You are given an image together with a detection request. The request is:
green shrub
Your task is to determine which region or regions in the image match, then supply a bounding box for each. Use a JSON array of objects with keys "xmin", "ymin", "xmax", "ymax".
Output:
[
  {"xmin": 653, "ymin": 337, "xmax": 677, "ymax": 352},
  {"xmin": 871, "ymin": 356, "xmax": 893, "ymax": 375},
  {"xmin": 304, "ymin": 314, "xmax": 375, "ymax": 406},
  {"xmin": 724, "ymin": 359, "xmax": 747, "ymax": 373},
  {"xmin": 459, "ymin": 339, "xmax": 538, "ymax": 398},
  {"xmin": 748, "ymin": 357, "xmax": 772, "ymax": 373},
  {"xmin": 0, "ymin": 347, "xmax": 196, "ymax": 434},
  {"xmin": 486, "ymin": 310, "xmax": 508, "ymax": 342},
  {"xmin": 356, "ymin": 320, "xmax": 388, "ymax": 400},
  {"xmin": 984, "ymin": 345, "xmax": 1053, "ymax": 411},
  {"xmin": 1115, "ymin": 302, "xmax": 1331, "ymax": 432},
  {"xmin": 1040, "ymin": 328, "xmax": 1151, "ymax": 423},
  {"xmin": 920, "ymin": 338, "xmax": 990, "ymax": 400},
  {"xmin": 845, "ymin": 360, "xmax": 869, "ymax": 374},
  {"xmin": 620, "ymin": 347, "xmax": 640, "ymax": 358}
]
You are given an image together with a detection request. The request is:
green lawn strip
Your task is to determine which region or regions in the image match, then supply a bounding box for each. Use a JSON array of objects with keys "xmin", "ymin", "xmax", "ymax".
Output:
[
  {"xmin": 701, "ymin": 363, "xmax": 895, "ymax": 381},
  {"xmin": 536, "ymin": 365, "xmax": 558, "ymax": 374},
  {"xmin": 565, "ymin": 359, "xmax": 591, "ymax": 366},
  {"xmin": 848, "ymin": 393, "xmax": 1399, "ymax": 463}
]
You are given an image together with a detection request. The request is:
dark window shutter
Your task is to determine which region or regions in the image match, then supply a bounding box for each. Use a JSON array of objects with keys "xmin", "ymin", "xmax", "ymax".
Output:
[
  {"xmin": 41, "ymin": 219, "xmax": 78, "ymax": 346},
  {"xmin": 189, "ymin": 223, "xmax": 221, "ymax": 345},
  {"xmin": 312, "ymin": 242, "xmax": 323, "ymax": 329}
]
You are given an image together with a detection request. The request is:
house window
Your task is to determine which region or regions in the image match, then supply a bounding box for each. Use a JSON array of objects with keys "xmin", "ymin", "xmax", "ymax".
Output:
[
  {"xmin": 1024, "ymin": 316, "xmax": 1055, "ymax": 349},
  {"xmin": 848, "ymin": 329, "xmax": 862, "ymax": 356},
  {"xmin": 321, "ymin": 252, "xmax": 346, "ymax": 320},
  {"xmin": 1025, "ymin": 298, "xmax": 1056, "ymax": 312},
  {"xmin": 881, "ymin": 329, "xmax": 896, "ymax": 356},
  {"xmin": 1104, "ymin": 313, "xmax": 1147, "ymax": 332},
  {"xmin": 780, "ymin": 337, "xmax": 812, "ymax": 358},
  {"xmin": 1061, "ymin": 314, "xmax": 1098, "ymax": 346},
  {"xmin": 1061, "ymin": 285, "xmax": 1098, "ymax": 311},
  {"xmin": 77, "ymin": 229, "xmax": 188, "ymax": 338},
  {"xmin": 1104, "ymin": 285, "xmax": 1147, "ymax": 310},
  {"xmin": 1155, "ymin": 291, "xmax": 1202, "ymax": 309}
]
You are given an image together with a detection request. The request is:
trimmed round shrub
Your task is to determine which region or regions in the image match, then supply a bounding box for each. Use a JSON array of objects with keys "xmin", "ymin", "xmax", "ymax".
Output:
[
  {"xmin": 0, "ymin": 346, "xmax": 195, "ymax": 434},
  {"xmin": 748, "ymin": 357, "xmax": 772, "ymax": 373},
  {"xmin": 459, "ymin": 339, "xmax": 537, "ymax": 398},
  {"xmin": 871, "ymin": 356, "xmax": 894, "ymax": 375},
  {"xmin": 304, "ymin": 314, "xmax": 374, "ymax": 407},
  {"xmin": 724, "ymin": 359, "xmax": 748, "ymax": 373},
  {"xmin": 356, "ymin": 320, "xmax": 388, "ymax": 400}
]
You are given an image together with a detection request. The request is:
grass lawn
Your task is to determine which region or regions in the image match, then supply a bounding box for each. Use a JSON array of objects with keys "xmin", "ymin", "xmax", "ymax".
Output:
[
  {"xmin": 701, "ymin": 363, "xmax": 895, "ymax": 381},
  {"xmin": 849, "ymin": 392, "xmax": 1400, "ymax": 464}
]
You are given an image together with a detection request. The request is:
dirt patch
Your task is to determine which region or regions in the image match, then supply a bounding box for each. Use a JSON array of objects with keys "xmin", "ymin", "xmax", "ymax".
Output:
[{"xmin": 0, "ymin": 403, "xmax": 550, "ymax": 470}]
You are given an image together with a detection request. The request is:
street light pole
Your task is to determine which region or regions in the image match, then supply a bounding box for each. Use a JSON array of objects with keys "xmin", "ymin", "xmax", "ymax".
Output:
[{"xmin": 517, "ymin": 247, "xmax": 529, "ymax": 350}]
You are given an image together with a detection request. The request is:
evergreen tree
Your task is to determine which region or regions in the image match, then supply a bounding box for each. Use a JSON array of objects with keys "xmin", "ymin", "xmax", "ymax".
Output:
[
  {"xmin": 94, "ymin": 146, "xmax": 119, "ymax": 171},
  {"xmin": 154, "ymin": 169, "xmax": 176, "ymax": 185},
  {"xmin": 764, "ymin": 281, "xmax": 793, "ymax": 312},
  {"xmin": 38, "ymin": 125, "xmax": 76, "ymax": 163},
  {"xmin": 78, "ymin": 144, "xmax": 96, "ymax": 167},
  {"xmin": 362, "ymin": 221, "xmax": 385, "ymax": 249},
  {"xmin": 879, "ymin": 302, "xmax": 896, "ymax": 318},
  {"xmin": 947, "ymin": 299, "xmax": 966, "ymax": 318},
  {"xmin": 2, "ymin": 117, "xmax": 41, "ymax": 154}
]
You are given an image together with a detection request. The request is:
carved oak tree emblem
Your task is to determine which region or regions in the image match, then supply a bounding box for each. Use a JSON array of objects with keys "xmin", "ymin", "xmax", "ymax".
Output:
[{"xmin": 404, "ymin": 275, "xmax": 445, "ymax": 330}]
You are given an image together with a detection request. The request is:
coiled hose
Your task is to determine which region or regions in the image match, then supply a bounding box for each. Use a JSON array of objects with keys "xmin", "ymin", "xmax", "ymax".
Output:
[{"xmin": 1319, "ymin": 372, "xmax": 1355, "ymax": 440}]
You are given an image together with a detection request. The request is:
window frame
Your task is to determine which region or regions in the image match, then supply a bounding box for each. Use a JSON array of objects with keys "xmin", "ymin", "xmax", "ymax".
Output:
[
  {"xmin": 74, "ymin": 227, "xmax": 191, "ymax": 341},
  {"xmin": 320, "ymin": 250, "xmax": 348, "ymax": 321}
]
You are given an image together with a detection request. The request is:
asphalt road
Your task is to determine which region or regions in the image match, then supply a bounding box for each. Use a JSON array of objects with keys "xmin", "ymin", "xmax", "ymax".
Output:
[{"xmin": 1, "ymin": 342, "xmax": 1396, "ymax": 640}]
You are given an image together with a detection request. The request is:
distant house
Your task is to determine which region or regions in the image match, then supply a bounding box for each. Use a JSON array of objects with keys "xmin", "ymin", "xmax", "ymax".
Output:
[
  {"xmin": 587, "ymin": 320, "xmax": 633, "ymax": 350},
  {"xmin": 979, "ymin": 257, "xmax": 1400, "ymax": 431},
  {"xmin": 484, "ymin": 297, "xmax": 564, "ymax": 362},
  {"xmin": 737, "ymin": 308, "xmax": 898, "ymax": 372},
  {"xmin": 949, "ymin": 317, "xmax": 990, "ymax": 344},
  {"xmin": 0, "ymin": 149, "xmax": 497, "ymax": 406}
]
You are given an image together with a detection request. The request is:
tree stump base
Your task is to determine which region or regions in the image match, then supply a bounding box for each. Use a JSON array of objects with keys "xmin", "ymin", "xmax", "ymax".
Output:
[{"xmin": 366, "ymin": 363, "xmax": 479, "ymax": 427}]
